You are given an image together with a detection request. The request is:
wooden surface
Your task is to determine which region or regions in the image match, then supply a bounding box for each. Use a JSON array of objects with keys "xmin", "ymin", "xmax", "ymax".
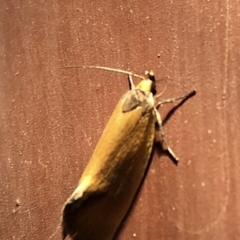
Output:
[{"xmin": 1, "ymin": 0, "xmax": 240, "ymax": 239}]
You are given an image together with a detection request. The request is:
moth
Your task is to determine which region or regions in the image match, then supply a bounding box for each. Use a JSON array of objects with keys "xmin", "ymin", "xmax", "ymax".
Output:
[{"xmin": 62, "ymin": 67, "xmax": 196, "ymax": 240}]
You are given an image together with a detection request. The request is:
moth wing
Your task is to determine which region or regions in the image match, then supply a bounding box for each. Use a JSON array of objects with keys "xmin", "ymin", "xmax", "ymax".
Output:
[
  {"xmin": 62, "ymin": 89, "xmax": 156, "ymax": 240},
  {"xmin": 62, "ymin": 184, "xmax": 106, "ymax": 240}
]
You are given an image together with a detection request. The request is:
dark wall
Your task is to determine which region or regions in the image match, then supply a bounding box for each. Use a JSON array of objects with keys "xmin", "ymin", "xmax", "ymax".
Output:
[{"xmin": 1, "ymin": 1, "xmax": 239, "ymax": 239}]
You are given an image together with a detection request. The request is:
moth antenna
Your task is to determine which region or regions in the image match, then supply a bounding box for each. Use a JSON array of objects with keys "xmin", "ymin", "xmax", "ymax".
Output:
[
  {"xmin": 60, "ymin": 66, "xmax": 83, "ymax": 69},
  {"xmin": 84, "ymin": 66, "xmax": 145, "ymax": 79},
  {"xmin": 154, "ymin": 80, "xmax": 168, "ymax": 99},
  {"xmin": 144, "ymin": 70, "xmax": 168, "ymax": 99}
]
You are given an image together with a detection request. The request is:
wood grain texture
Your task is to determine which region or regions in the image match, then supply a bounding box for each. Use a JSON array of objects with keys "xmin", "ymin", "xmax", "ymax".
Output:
[{"xmin": 0, "ymin": 0, "xmax": 239, "ymax": 240}]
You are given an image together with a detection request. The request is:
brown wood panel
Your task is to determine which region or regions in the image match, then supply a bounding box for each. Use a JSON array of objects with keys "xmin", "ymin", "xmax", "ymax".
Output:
[{"xmin": 1, "ymin": 0, "xmax": 239, "ymax": 239}]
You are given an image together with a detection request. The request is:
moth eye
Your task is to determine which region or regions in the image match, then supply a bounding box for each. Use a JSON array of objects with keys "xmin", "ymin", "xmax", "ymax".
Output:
[{"xmin": 151, "ymin": 84, "xmax": 157, "ymax": 95}]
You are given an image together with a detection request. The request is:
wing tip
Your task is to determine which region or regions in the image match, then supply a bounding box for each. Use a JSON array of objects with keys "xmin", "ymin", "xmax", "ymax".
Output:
[{"xmin": 61, "ymin": 188, "xmax": 85, "ymax": 240}]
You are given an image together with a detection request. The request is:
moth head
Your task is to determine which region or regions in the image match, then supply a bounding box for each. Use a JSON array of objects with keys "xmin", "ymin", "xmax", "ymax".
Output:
[{"xmin": 136, "ymin": 70, "xmax": 157, "ymax": 96}]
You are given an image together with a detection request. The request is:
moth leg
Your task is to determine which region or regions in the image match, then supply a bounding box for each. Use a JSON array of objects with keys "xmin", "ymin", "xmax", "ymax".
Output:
[
  {"xmin": 154, "ymin": 108, "xmax": 179, "ymax": 161},
  {"xmin": 154, "ymin": 90, "xmax": 196, "ymax": 161},
  {"xmin": 128, "ymin": 75, "xmax": 136, "ymax": 90},
  {"xmin": 156, "ymin": 90, "xmax": 196, "ymax": 108}
]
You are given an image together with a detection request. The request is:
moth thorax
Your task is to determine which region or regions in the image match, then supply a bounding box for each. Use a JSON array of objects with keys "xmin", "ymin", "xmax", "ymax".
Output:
[{"xmin": 136, "ymin": 79, "xmax": 153, "ymax": 94}]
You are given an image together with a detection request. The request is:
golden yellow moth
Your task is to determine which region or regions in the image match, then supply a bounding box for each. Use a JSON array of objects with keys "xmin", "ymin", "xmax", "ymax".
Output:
[{"xmin": 62, "ymin": 68, "xmax": 196, "ymax": 240}]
